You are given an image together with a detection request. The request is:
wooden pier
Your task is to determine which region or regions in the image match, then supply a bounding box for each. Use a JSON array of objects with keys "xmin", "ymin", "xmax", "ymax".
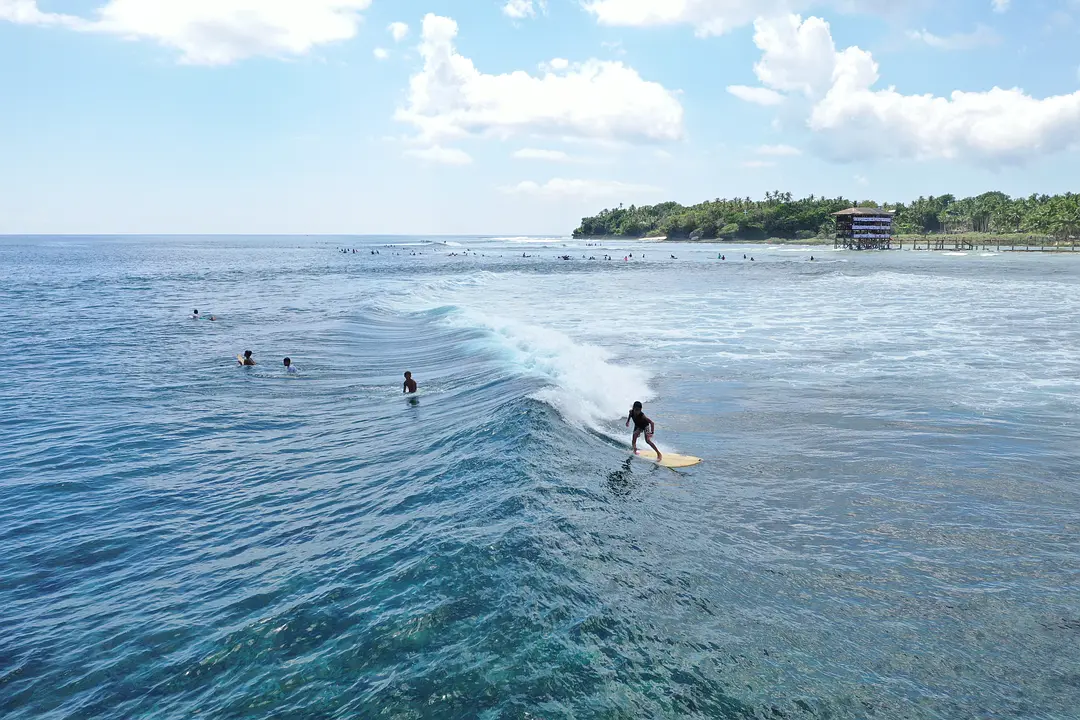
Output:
[{"xmin": 899, "ymin": 236, "xmax": 1080, "ymax": 252}]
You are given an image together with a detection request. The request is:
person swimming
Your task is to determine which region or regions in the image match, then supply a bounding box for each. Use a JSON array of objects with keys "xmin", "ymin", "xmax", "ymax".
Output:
[
  {"xmin": 239, "ymin": 350, "xmax": 256, "ymax": 366},
  {"xmin": 403, "ymin": 371, "xmax": 417, "ymax": 394},
  {"xmin": 192, "ymin": 309, "xmax": 199, "ymax": 319},
  {"xmin": 626, "ymin": 401, "xmax": 661, "ymax": 462},
  {"xmin": 283, "ymin": 357, "xmax": 297, "ymax": 373}
]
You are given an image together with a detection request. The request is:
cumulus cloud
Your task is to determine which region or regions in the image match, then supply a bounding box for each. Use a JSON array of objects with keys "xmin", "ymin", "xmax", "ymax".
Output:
[
  {"xmin": 374, "ymin": 47, "xmax": 389, "ymax": 61},
  {"xmin": 501, "ymin": 178, "xmax": 661, "ymax": 199},
  {"xmin": 389, "ymin": 21, "xmax": 409, "ymax": 42},
  {"xmin": 992, "ymin": 0, "xmax": 1010, "ymax": 12},
  {"xmin": 0, "ymin": 0, "xmax": 373, "ymax": 64},
  {"xmin": 727, "ymin": 85, "xmax": 785, "ymax": 105},
  {"xmin": 405, "ymin": 146, "xmax": 473, "ymax": 165},
  {"xmin": 395, "ymin": 14, "xmax": 684, "ymax": 146},
  {"xmin": 503, "ymin": 0, "xmax": 546, "ymax": 19},
  {"xmin": 737, "ymin": 14, "xmax": 1080, "ymax": 165},
  {"xmin": 908, "ymin": 24, "xmax": 1000, "ymax": 51},
  {"xmin": 583, "ymin": 0, "xmax": 921, "ymax": 36},
  {"xmin": 0, "ymin": 0, "xmax": 81, "ymax": 26},
  {"xmin": 751, "ymin": 14, "xmax": 838, "ymax": 97}
]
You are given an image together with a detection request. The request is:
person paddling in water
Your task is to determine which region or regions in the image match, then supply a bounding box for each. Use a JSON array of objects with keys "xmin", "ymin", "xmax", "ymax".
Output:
[
  {"xmin": 403, "ymin": 371, "xmax": 417, "ymax": 394},
  {"xmin": 239, "ymin": 350, "xmax": 256, "ymax": 366},
  {"xmin": 626, "ymin": 401, "xmax": 661, "ymax": 462}
]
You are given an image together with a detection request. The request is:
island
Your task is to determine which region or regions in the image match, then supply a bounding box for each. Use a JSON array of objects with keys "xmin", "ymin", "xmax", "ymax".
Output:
[{"xmin": 572, "ymin": 191, "xmax": 1080, "ymax": 246}]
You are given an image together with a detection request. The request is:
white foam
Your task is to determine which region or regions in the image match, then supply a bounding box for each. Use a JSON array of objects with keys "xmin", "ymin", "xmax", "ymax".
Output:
[{"xmin": 452, "ymin": 310, "xmax": 654, "ymax": 431}]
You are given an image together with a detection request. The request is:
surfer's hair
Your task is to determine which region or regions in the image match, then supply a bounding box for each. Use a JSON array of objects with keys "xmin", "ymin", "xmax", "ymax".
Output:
[{"xmin": 633, "ymin": 401, "xmax": 643, "ymax": 410}]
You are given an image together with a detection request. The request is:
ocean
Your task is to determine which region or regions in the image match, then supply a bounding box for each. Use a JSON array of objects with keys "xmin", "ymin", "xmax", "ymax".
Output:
[{"xmin": 2, "ymin": 235, "xmax": 1078, "ymax": 719}]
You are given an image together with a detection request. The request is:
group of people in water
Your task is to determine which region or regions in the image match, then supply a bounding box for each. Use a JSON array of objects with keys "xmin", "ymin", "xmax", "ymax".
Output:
[
  {"xmin": 235, "ymin": 350, "xmax": 299, "ymax": 374},
  {"xmin": 196, "ymin": 309, "xmax": 660, "ymax": 455},
  {"xmin": 192, "ymin": 310, "xmax": 418, "ymax": 393},
  {"xmin": 233, "ymin": 346, "xmax": 419, "ymax": 394}
]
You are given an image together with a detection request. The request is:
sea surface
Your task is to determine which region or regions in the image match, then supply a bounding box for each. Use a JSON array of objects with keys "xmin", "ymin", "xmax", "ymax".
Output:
[{"xmin": 2, "ymin": 235, "xmax": 1079, "ymax": 719}]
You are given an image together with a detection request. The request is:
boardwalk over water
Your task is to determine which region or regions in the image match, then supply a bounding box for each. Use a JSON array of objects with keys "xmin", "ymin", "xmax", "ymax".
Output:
[{"xmin": 835, "ymin": 236, "xmax": 1080, "ymax": 252}]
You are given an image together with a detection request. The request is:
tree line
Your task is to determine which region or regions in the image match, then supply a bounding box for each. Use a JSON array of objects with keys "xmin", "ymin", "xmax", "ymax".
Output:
[{"xmin": 572, "ymin": 191, "xmax": 1080, "ymax": 241}]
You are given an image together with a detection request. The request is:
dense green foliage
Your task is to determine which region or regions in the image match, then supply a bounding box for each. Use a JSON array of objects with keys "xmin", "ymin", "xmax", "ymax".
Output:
[{"xmin": 573, "ymin": 191, "xmax": 1080, "ymax": 240}]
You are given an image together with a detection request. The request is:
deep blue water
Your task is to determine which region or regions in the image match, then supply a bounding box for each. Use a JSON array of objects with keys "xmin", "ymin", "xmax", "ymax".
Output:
[{"xmin": 2, "ymin": 235, "xmax": 1079, "ymax": 719}]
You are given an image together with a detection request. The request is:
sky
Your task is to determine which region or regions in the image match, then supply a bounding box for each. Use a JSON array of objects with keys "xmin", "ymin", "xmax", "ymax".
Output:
[{"xmin": 1, "ymin": 0, "xmax": 1079, "ymax": 235}]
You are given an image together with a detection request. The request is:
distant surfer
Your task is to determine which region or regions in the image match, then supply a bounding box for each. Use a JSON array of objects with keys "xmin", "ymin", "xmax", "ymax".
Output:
[
  {"xmin": 239, "ymin": 350, "xmax": 256, "ymax": 366},
  {"xmin": 283, "ymin": 357, "xmax": 297, "ymax": 373},
  {"xmin": 403, "ymin": 371, "xmax": 417, "ymax": 394},
  {"xmin": 626, "ymin": 401, "xmax": 661, "ymax": 462},
  {"xmin": 192, "ymin": 309, "xmax": 199, "ymax": 319}
]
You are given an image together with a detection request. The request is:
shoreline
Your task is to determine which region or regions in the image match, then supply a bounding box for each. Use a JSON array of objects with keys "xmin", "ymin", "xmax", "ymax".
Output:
[
  {"xmin": 573, "ymin": 234, "xmax": 1080, "ymax": 250},
  {"xmin": 576, "ymin": 236, "xmax": 836, "ymax": 246}
]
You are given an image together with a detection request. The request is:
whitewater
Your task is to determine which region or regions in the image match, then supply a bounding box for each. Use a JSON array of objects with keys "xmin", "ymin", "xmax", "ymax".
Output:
[{"xmin": 2, "ymin": 235, "xmax": 1078, "ymax": 719}]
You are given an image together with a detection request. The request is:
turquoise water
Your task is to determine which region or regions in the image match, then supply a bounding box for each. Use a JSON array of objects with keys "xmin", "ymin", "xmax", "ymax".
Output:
[{"xmin": 2, "ymin": 235, "xmax": 1079, "ymax": 719}]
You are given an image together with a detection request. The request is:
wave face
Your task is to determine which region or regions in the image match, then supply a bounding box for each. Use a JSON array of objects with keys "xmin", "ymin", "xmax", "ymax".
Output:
[{"xmin": 2, "ymin": 236, "xmax": 1080, "ymax": 719}]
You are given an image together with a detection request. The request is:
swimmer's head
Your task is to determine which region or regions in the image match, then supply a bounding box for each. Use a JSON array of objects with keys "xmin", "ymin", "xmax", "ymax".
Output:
[
  {"xmin": 632, "ymin": 401, "xmax": 643, "ymax": 411},
  {"xmin": 193, "ymin": 309, "xmax": 198, "ymax": 314},
  {"xmin": 283, "ymin": 357, "xmax": 291, "ymax": 367},
  {"xmin": 404, "ymin": 371, "xmax": 413, "ymax": 380},
  {"xmin": 244, "ymin": 350, "xmax": 252, "ymax": 359}
]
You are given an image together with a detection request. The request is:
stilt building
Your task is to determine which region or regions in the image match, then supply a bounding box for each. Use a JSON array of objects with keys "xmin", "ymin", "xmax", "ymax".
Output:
[{"xmin": 833, "ymin": 207, "xmax": 895, "ymax": 250}]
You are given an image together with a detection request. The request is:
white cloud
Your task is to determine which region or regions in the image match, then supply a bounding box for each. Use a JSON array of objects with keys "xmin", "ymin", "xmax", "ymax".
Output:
[
  {"xmin": 742, "ymin": 14, "xmax": 1080, "ymax": 165},
  {"xmin": 503, "ymin": 0, "xmax": 546, "ymax": 19},
  {"xmin": 727, "ymin": 85, "xmax": 785, "ymax": 106},
  {"xmin": 501, "ymin": 178, "xmax": 660, "ymax": 199},
  {"xmin": 741, "ymin": 160, "xmax": 777, "ymax": 168},
  {"xmin": 405, "ymin": 146, "xmax": 473, "ymax": 165},
  {"xmin": 756, "ymin": 144, "xmax": 802, "ymax": 156},
  {"xmin": 726, "ymin": 15, "xmax": 838, "ymax": 104},
  {"xmin": 0, "ymin": 0, "xmax": 80, "ymax": 26},
  {"xmin": 513, "ymin": 148, "xmax": 572, "ymax": 161},
  {"xmin": 992, "ymin": 0, "xmax": 1010, "ymax": 12},
  {"xmin": 389, "ymin": 21, "xmax": 409, "ymax": 42},
  {"xmin": 855, "ymin": 174, "xmax": 869, "ymax": 185},
  {"xmin": 395, "ymin": 14, "xmax": 684, "ymax": 146},
  {"xmin": 374, "ymin": 47, "xmax": 389, "ymax": 61},
  {"xmin": 752, "ymin": 14, "xmax": 838, "ymax": 97},
  {"xmin": 0, "ymin": 0, "xmax": 373, "ymax": 64},
  {"xmin": 583, "ymin": 0, "xmax": 922, "ymax": 36},
  {"xmin": 908, "ymin": 25, "xmax": 1000, "ymax": 51}
]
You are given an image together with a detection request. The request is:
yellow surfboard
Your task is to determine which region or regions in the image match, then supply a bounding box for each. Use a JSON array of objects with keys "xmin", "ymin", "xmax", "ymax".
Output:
[{"xmin": 634, "ymin": 450, "xmax": 702, "ymax": 468}]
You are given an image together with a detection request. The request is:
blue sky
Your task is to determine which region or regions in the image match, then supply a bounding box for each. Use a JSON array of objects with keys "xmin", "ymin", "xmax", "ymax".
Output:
[{"xmin": 1, "ymin": 0, "xmax": 1078, "ymax": 235}]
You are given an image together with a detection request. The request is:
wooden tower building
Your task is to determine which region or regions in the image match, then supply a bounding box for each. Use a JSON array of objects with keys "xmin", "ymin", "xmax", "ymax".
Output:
[{"xmin": 833, "ymin": 207, "xmax": 895, "ymax": 250}]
